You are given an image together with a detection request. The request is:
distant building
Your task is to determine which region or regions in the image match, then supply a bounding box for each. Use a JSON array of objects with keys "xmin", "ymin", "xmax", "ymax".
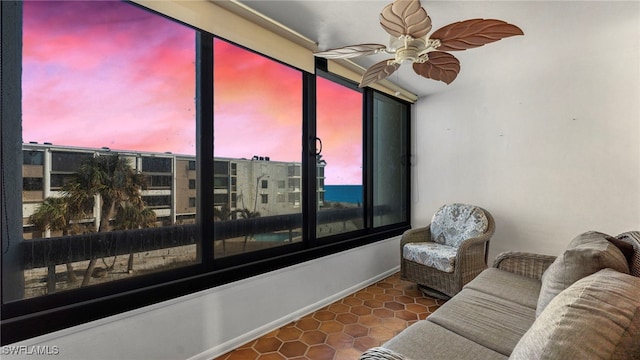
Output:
[{"xmin": 21, "ymin": 143, "xmax": 325, "ymax": 239}]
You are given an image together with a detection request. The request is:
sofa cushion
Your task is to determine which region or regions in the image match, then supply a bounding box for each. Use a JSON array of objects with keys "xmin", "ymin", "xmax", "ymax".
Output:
[
  {"xmin": 427, "ymin": 288, "xmax": 536, "ymax": 356},
  {"xmin": 536, "ymin": 231, "xmax": 630, "ymax": 316},
  {"xmin": 403, "ymin": 243, "xmax": 457, "ymax": 273},
  {"xmin": 430, "ymin": 203, "xmax": 488, "ymax": 248},
  {"xmin": 464, "ymin": 268, "xmax": 541, "ymax": 309},
  {"xmin": 510, "ymin": 268, "xmax": 640, "ymax": 360},
  {"xmin": 383, "ymin": 320, "xmax": 508, "ymax": 360}
]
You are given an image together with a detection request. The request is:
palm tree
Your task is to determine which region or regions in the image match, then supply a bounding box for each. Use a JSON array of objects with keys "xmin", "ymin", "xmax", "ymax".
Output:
[
  {"xmin": 235, "ymin": 208, "xmax": 261, "ymax": 252},
  {"xmin": 64, "ymin": 154, "xmax": 148, "ymax": 286},
  {"xmin": 214, "ymin": 204, "xmax": 234, "ymax": 255},
  {"xmin": 236, "ymin": 208, "xmax": 261, "ymax": 219},
  {"xmin": 113, "ymin": 202, "xmax": 157, "ymax": 273},
  {"xmin": 29, "ymin": 197, "xmax": 88, "ymax": 287},
  {"xmin": 213, "ymin": 204, "xmax": 233, "ymax": 221},
  {"xmin": 30, "ymin": 197, "xmax": 70, "ymax": 236},
  {"xmin": 66, "ymin": 154, "xmax": 147, "ymax": 232}
]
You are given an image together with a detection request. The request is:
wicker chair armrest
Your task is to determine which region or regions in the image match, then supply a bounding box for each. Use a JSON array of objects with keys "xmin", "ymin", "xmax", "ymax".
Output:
[
  {"xmin": 492, "ymin": 251, "xmax": 556, "ymax": 280},
  {"xmin": 452, "ymin": 234, "xmax": 494, "ymax": 280},
  {"xmin": 455, "ymin": 210, "xmax": 495, "ymax": 264},
  {"xmin": 360, "ymin": 347, "xmax": 411, "ymax": 360},
  {"xmin": 457, "ymin": 233, "xmax": 492, "ymax": 252},
  {"xmin": 400, "ymin": 225, "xmax": 432, "ymax": 248}
]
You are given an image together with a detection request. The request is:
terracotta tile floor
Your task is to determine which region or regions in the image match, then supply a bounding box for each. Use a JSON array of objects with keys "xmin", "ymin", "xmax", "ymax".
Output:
[{"xmin": 213, "ymin": 272, "xmax": 445, "ymax": 360}]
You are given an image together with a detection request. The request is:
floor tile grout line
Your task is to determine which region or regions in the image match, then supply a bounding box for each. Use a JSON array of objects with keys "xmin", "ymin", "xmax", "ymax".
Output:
[{"xmin": 212, "ymin": 273, "xmax": 444, "ymax": 360}]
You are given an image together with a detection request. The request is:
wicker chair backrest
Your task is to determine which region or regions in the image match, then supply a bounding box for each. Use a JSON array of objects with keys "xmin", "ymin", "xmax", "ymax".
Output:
[{"xmin": 430, "ymin": 203, "xmax": 489, "ymax": 248}]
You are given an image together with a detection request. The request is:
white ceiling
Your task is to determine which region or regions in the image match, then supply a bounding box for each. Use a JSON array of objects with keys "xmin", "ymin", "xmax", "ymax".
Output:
[
  {"xmin": 235, "ymin": 1, "xmax": 639, "ymax": 99},
  {"xmin": 236, "ymin": 0, "xmax": 538, "ymax": 97}
]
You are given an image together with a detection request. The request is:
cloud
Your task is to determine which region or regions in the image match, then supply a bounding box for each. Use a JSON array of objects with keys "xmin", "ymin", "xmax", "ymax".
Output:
[
  {"xmin": 22, "ymin": 1, "xmax": 364, "ymax": 184},
  {"xmin": 317, "ymin": 77, "xmax": 363, "ymax": 185},
  {"xmin": 22, "ymin": 1, "xmax": 196, "ymax": 155},
  {"xmin": 213, "ymin": 38, "xmax": 303, "ymax": 162}
]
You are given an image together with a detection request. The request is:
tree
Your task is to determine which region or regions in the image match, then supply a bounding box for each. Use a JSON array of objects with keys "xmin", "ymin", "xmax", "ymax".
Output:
[
  {"xmin": 113, "ymin": 203, "xmax": 157, "ymax": 273},
  {"xmin": 30, "ymin": 197, "xmax": 71, "ymax": 236},
  {"xmin": 235, "ymin": 208, "xmax": 260, "ymax": 252},
  {"xmin": 214, "ymin": 204, "xmax": 234, "ymax": 255},
  {"xmin": 212, "ymin": 205, "xmax": 260, "ymax": 254},
  {"xmin": 29, "ymin": 196, "xmax": 90, "ymax": 288},
  {"xmin": 213, "ymin": 204, "xmax": 233, "ymax": 221},
  {"xmin": 66, "ymin": 154, "xmax": 147, "ymax": 232},
  {"xmin": 63, "ymin": 154, "xmax": 149, "ymax": 285}
]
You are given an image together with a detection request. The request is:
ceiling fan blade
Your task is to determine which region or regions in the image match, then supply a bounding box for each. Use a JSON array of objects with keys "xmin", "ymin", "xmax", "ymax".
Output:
[
  {"xmin": 380, "ymin": 0, "xmax": 432, "ymax": 39},
  {"xmin": 359, "ymin": 59, "xmax": 400, "ymax": 88},
  {"xmin": 413, "ymin": 52, "xmax": 460, "ymax": 84},
  {"xmin": 431, "ymin": 19, "xmax": 524, "ymax": 52},
  {"xmin": 314, "ymin": 44, "xmax": 387, "ymax": 59}
]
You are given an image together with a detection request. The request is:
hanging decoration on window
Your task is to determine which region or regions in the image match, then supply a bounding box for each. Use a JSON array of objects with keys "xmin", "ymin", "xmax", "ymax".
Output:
[{"xmin": 314, "ymin": 0, "xmax": 523, "ymax": 87}]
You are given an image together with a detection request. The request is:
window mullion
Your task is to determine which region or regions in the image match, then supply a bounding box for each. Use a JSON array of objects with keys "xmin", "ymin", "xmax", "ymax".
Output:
[
  {"xmin": 302, "ymin": 72, "xmax": 317, "ymax": 246},
  {"xmin": 197, "ymin": 32, "xmax": 215, "ymax": 266},
  {"xmin": 1, "ymin": 0, "xmax": 26, "ymax": 303},
  {"xmin": 363, "ymin": 89, "xmax": 374, "ymax": 230}
]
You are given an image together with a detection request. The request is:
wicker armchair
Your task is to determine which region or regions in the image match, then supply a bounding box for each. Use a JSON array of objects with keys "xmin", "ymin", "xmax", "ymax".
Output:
[{"xmin": 400, "ymin": 204, "xmax": 495, "ymax": 299}]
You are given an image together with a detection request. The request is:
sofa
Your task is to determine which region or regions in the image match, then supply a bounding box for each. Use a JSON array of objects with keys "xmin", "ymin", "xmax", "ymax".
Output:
[{"xmin": 360, "ymin": 231, "xmax": 640, "ymax": 360}]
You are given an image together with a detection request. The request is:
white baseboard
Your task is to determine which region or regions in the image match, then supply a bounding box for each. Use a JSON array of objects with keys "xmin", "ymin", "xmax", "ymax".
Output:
[{"xmin": 187, "ymin": 265, "xmax": 400, "ymax": 360}]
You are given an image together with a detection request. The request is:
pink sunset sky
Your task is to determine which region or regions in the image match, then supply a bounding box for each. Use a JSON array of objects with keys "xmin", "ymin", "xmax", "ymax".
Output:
[{"xmin": 22, "ymin": 1, "xmax": 362, "ymax": 185}]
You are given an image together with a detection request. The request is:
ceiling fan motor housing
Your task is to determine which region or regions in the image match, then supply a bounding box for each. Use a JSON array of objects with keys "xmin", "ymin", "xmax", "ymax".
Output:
[
  {"xmin": 391, "ymin": 36, "xmax": 427, "ymax": 64},
  {"xmin": 395, "ymin": 46, "xmax": 420, "ymax": 63}
]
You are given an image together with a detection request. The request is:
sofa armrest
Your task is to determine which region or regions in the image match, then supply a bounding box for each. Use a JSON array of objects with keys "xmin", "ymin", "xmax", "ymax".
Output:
[
  {"xmin": 360, "ymin": 347, "xmax": 411, "ymax": 360},
  {"xmin": 616, "ymin": 231, "xmax": 640, "ymax": 277},
  {"xmin": 492, "ymin": 251, "xmax": 556, "ymax": 280}
]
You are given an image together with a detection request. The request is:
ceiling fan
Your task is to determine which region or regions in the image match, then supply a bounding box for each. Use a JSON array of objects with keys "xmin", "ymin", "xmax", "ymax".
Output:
[{"xmin": 314, "ymin": 0, "xmax": 524, "ymax": 88}]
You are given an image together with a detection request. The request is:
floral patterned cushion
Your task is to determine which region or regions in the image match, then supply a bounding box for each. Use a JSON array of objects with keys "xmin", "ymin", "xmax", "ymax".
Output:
[
  {"xmin": 403, "ymin": 243, "xmax": 458, "ymax": 273},
  {"xmin": 430, "ymin": 204, "xmax": 489, "ymax": 248}
]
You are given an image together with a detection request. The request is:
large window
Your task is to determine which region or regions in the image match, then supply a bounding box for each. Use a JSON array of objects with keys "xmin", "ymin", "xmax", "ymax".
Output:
[
  {"xmin": 14, "ymin": 0, "xmax": 199, "ymax": 301},
  {"xmin": 212, "ymin": 38, "xmax": 303, "ymax": 257},
  {"xmin": 373, "ymin": 93, "xmax": 410, "ymax": 227},
  {"xmin": 316, "ymin": 77, "xmax": 364, "ymax": 238},
  {"xmin": 1, "ymin": 1, "xmax": 411, "ymax": 344}
]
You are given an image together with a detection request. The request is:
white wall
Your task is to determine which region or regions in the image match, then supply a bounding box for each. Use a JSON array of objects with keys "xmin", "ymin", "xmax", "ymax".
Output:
[
  {"xmin": 4, "ymin": 238, "xmax": 400, "ymax": 360},
  {"xmin": 412, "ymin": 1, "xmax": 640, "ymax": 260}
]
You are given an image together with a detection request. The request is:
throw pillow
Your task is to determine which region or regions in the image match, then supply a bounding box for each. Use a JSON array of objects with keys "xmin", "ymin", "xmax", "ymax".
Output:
[
  {"xmin": 511, "ymin": 269, "xmax": 640, "ymax": 360},
  {"xmin": 606, "ymin": 235, "xmax": 635, "ymax": 264},
  {"xmin": 536, "ymin": 231, "xmax": 630, "ymax": 316}
]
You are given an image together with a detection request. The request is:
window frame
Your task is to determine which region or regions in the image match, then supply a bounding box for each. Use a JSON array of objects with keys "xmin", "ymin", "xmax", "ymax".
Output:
[{"xmin": 0, "ymin": 1, "xmax": 411, "ymax": 345}]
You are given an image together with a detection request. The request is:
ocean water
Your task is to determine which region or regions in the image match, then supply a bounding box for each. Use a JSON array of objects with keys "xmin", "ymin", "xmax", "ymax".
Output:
[{"xmin": 324, "ymin": 185, "xmax": 363, "ymax": 204}]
